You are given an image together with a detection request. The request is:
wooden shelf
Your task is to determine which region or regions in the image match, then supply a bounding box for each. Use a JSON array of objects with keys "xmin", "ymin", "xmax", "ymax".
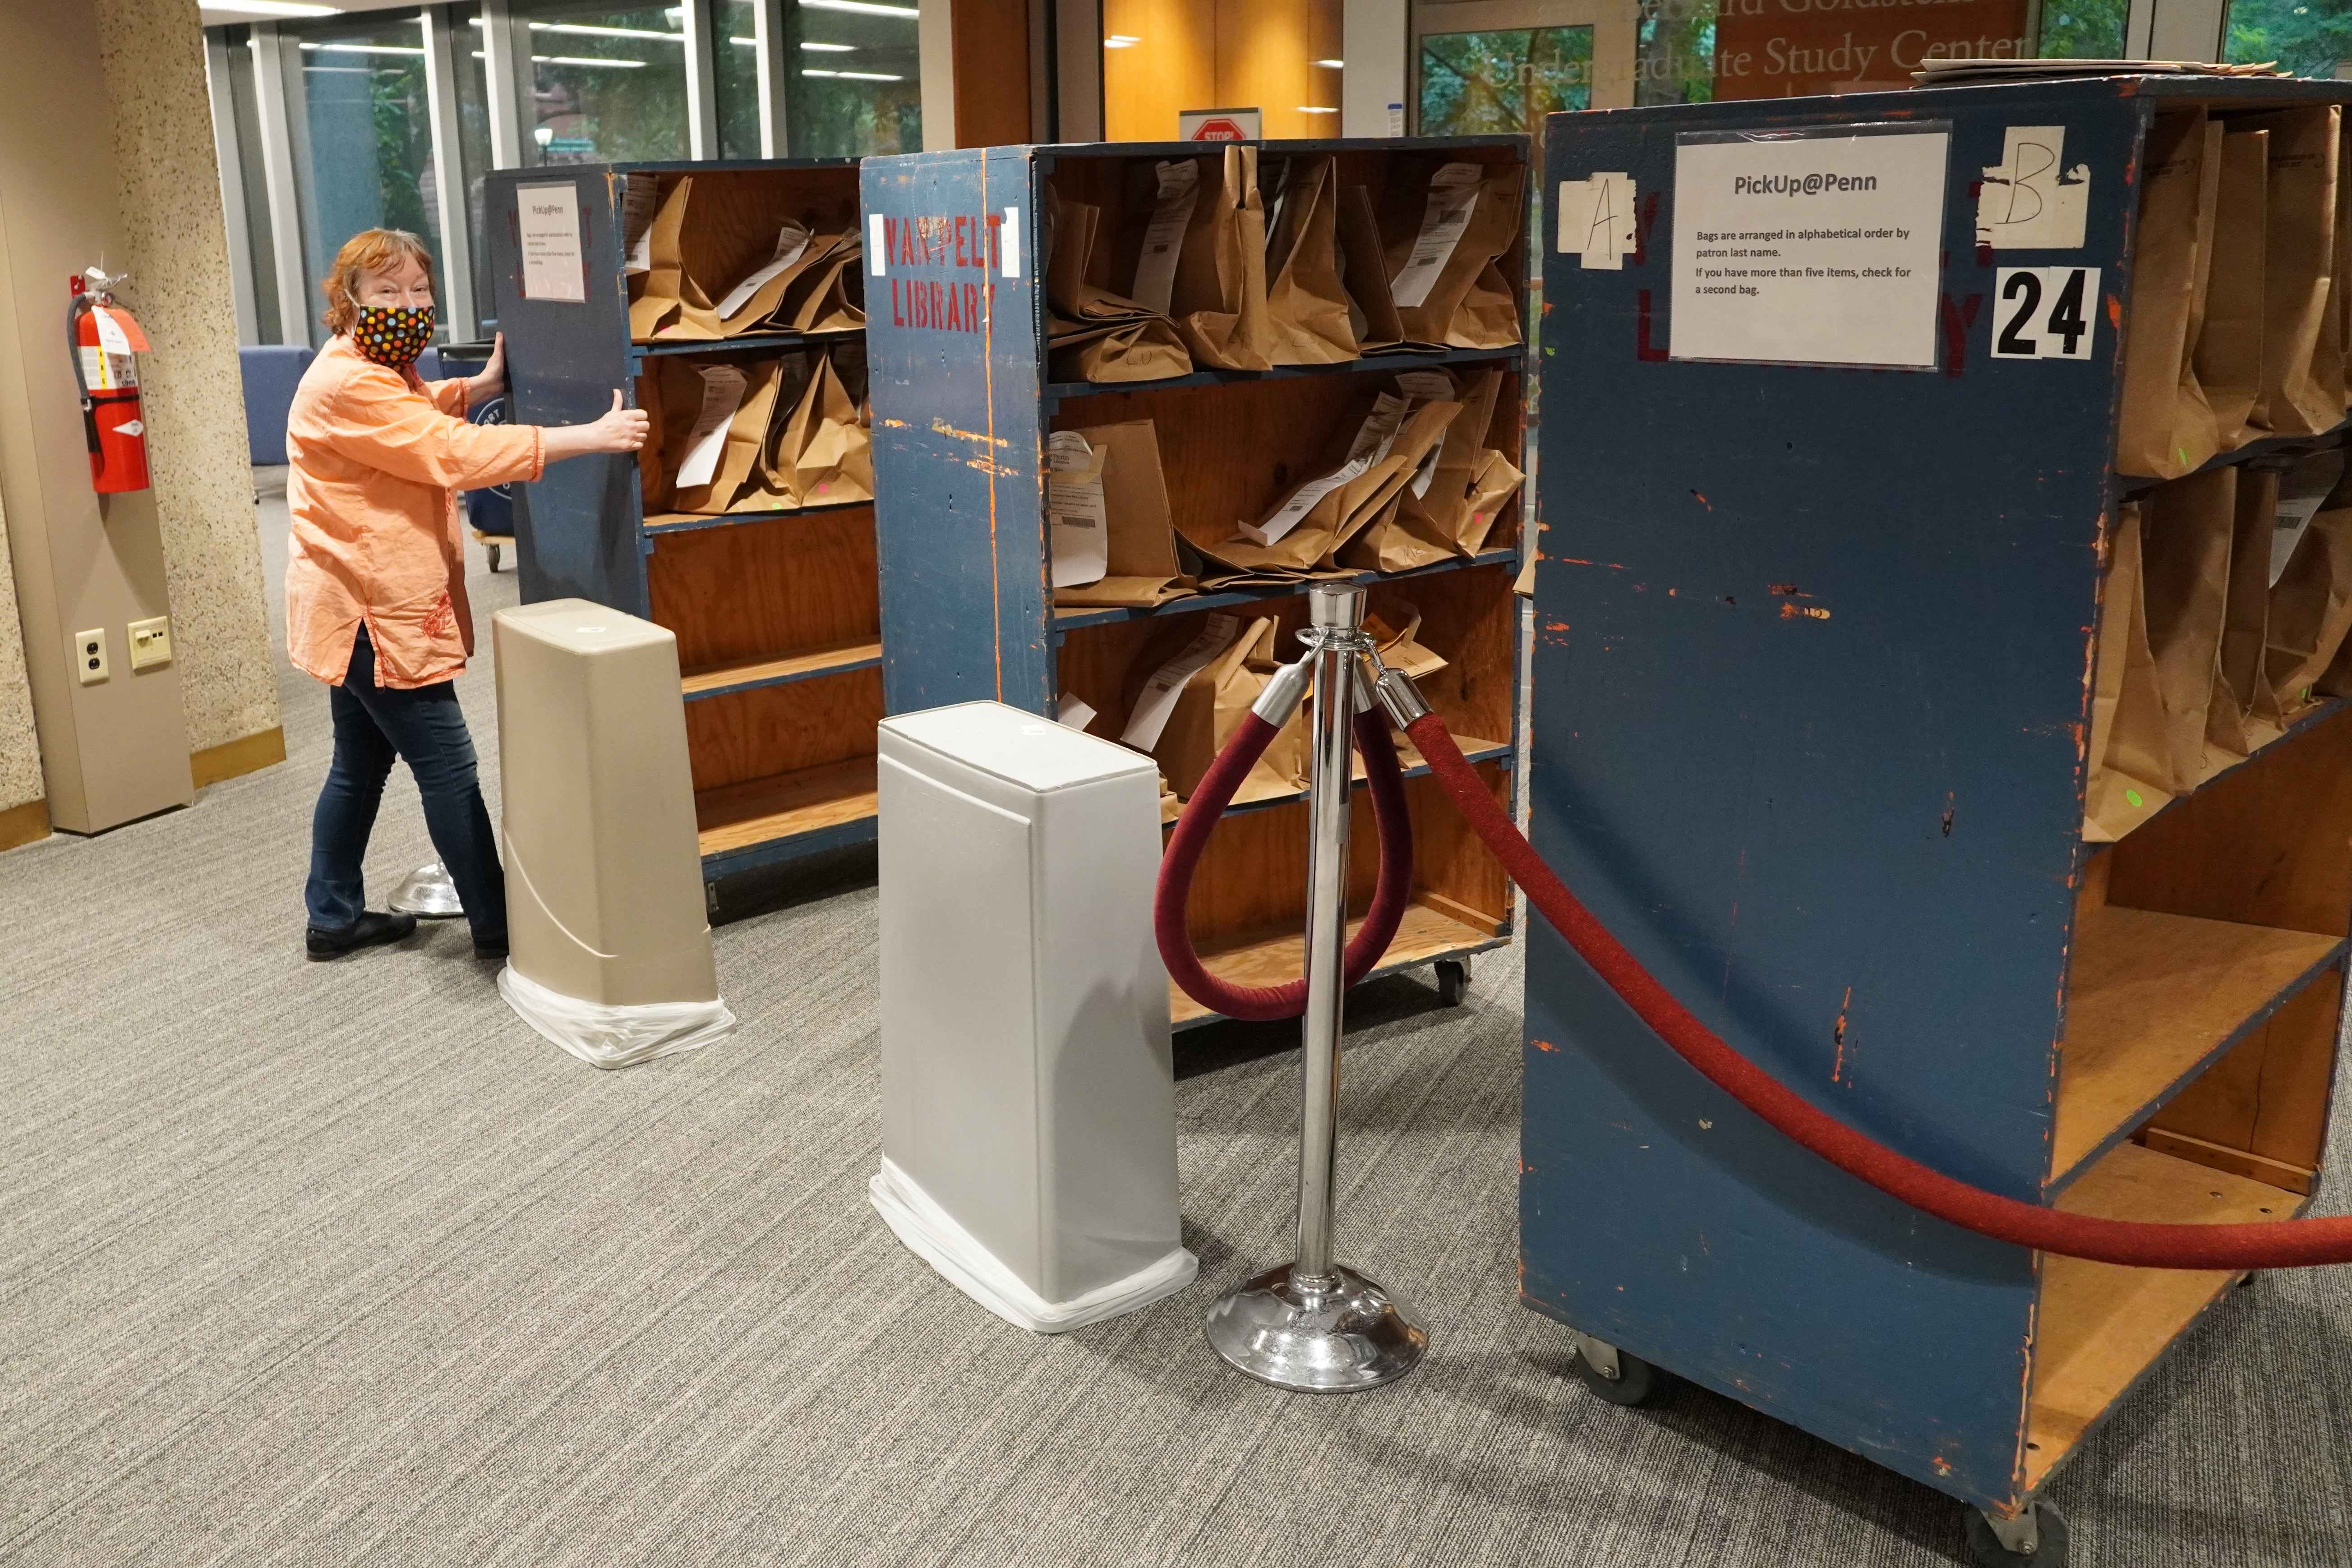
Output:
[
  {"xmin": 680, "ymin": 638, "xmax": 884, "ymax": 702},
  {"xmin": 694, "ymin": 755, "xmax": 878, "ymax": 859},
  {"xmin": 1170, "ymin": 899, "xmax": 1507, "ymax": 1028},
  {"xmin": 2114, "ymin": 411, "xmax": 2352, "ymax": 488},
  {"xmin": 1054, "ymin": 549, "xmax": 1518, "ymax": 631},
  {"xmin": 2048, "ymin": 905, "xmax": 2345, "ymax": 1189},
  {"xmin": 1047, "ymin": 343, "xmax": 1524, "ymax": 401},
  {"xmin": 1208, "ymin": 738, "xmax": 1514, "ymax": 818},
  {"xmin": 644, "ymin": 498, "xmax": 872, "ymax": 535},
  {"xmin": 2025, "ymin": 1139, "xmax": 2307, "ymax": 1489}
]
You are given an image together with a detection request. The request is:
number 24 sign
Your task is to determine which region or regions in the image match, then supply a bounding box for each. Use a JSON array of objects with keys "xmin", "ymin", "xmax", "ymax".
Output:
[{"xmin": 1991, "ymin": 266, "xmax": 2100, "ymax": 361}]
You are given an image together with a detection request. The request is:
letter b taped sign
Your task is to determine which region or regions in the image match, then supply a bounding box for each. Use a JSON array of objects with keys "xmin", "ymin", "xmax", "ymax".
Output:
[{"xmin": 1991, "ymin": 266, "xmax": 2099, "ymax": 361}]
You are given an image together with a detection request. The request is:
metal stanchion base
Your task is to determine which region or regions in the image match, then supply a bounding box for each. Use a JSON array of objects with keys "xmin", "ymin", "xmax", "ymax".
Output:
[
  {"xmin": 1205, "ymin": 1263, "xmax": 1426, "ymax": 1392},
  {"xmin": 388, "ymin": 862, "xmax": 464, "ymax": 918}
]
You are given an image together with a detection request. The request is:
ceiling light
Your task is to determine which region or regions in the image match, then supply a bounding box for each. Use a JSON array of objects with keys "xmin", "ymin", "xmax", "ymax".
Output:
[
  {"xmin": 530, "ymin": 21, "xmax": 682, "ymax": 41},
  {"xmin": 201, "ymin": 2, "xmax": 341, "ymax": 16},
  {"xmin": 539, "ymin": 55, "xmax": 648, "ymax": 67},
  {"xmin": 1296, "ymin": 106, "xmax": 1337, "ymax": 113},
  {"xmin": 1314, "ymin": 59, "xmax": 1343, "ymax": 68},
  {"xmin": 802, "ymin": 41, "xmax": 858, "ymax": 51},
  {"xmin": 1103, "ymin": 34, "xmax": 1139, "ymax": 47},
  {"xmin": 800, "ymin": 0, "xmax": 920, "ymax": 17},
  {"xmin": 299, "ymin": 41, "xmax": 426, "ymax": 55},
  {"xmin": 801, "ymin": 68, "xmax": 903, "ymax": 80}
]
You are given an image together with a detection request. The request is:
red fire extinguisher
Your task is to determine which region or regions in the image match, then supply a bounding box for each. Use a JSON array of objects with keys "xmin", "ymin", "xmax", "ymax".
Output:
[{"xmin": 68, "ymin": 268, "xmax": 152, "ymax": 494}]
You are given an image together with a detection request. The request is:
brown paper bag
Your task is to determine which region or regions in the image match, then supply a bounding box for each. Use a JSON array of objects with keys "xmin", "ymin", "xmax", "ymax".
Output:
[
  {"xmin": 635, "ymin": 363, "xmax": 673, "ymax": 512},
  {"xmin": 1169, "ymin": 145, "xmax": 1273, "ymax": 372},
  {"xmin": 1045, "ymin": 189, "xmax": 1194, "ymax": 382},
  {"xmin": 778, "ymin": 235, "xmax": 866, "ymax": 332},
  {"xmin": 1050, "ymin": 420, "xmax": 1198, "ymax": 608},
  {"xmin": 1124, "ymin": 615, "xmax": 1301, "ymax": 800},
  {"xmin": 671, "ymin": 360, "xmax": 788, "ymax": 514},
  {"xmin": 2085, "ymin": 503, "xmax": 2175, "ymax": 840},
  {"xmin": 1366, "ymin": 605, "xmax": 1448, "ymax": 680},
  {"xmin": 1335, "ymin": 184, "xmax": 1407, "ymax": 351},
  {"xmin": 1338, "ymin": 490, "xmax": 1458, "ymax": 573},
  {"xmin": 1202, "ymin": 395, "xmax": 1461, "ymax": 576},
  {"xmin": 2205, "ymin": 463, "xmax": 2278, "ymax": 759},
  {"xmin": 629, "ymin": 177, "xmax": 721, "ymax": 341},
  {"xmin": 1457, "ymin": 448, "xmax": 1527, "ymax": 556},
  {"xmin": 2116, "ymin": 114, "xmax": 2224, "ymax": 479},
  {"xmin": 2136, "ymin": 467, "xmax": 2237, "ymax": 791},
  {"xmin": 2197, "ymin": 130, "xmax": 2271, "ymax": 447},
  {"xmin": 1382, "ymin": 160, "xmax": 1524, "ymax": 349},
  {"xmin": 2260, "ymin": 472, "xmax": 2352, "ymax": 719},
  {"xmin": 2242, "ymin": 106, "xmax": 2343, "ymax": 438},
  {"xmin": 771, "ymin": 350, "xmax": 871, "ymax": 507},
  {"xmin": 1419, "ymin": 365, "xmax": 1506, "ymax": 549},
  {"xmin": 708, "ymin": 224, "xmax": 838, "ymax": 336},
  {"xmin": 1264, "ymin": 157, "xmax": 1359, "ymax": 366},
  {"xmin": 2335, "ymin": 117, "xmax": 2352, "ymax": 418}
]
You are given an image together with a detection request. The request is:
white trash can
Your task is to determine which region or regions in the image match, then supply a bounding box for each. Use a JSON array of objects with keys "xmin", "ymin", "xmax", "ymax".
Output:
[{"xmin": 872, "ymin": 701, "xmax": 1195, "ymax": 1332}]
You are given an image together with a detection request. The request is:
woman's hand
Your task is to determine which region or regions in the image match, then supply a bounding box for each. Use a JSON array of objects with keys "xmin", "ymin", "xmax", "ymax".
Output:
[
  {"xmin": 540, "ymin": 390, "xmax": 651, "ymax": 465},
  {"xmin": 466, "ymin": 332, "xmax": 507, "ymax": 404}
]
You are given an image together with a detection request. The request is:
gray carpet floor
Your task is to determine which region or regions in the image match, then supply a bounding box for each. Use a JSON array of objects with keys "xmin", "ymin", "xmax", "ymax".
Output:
[{"xmin": 5, "ymin": 475, "xmax": 2352, "ymax": 1567}]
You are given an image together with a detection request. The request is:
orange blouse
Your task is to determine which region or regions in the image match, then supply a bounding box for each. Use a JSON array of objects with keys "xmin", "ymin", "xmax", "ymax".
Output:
[{"xmin": 284, "ymin": 335, "xmax": 545, "ymax": 690}]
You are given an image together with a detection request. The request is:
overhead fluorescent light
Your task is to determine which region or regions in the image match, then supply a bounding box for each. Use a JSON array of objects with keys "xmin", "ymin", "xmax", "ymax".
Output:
[
  {"xmin": 1102, "ymin": 34, "xmax": 1139, "ymax": 47},
  {"xmin": 801, "ymin": 68, "xmax": 903, "ymax": 80},
  {"xmin": 801, "ymin": 42, "xmax": 858, "ymax": 51},
  {"xmin": 800, "ymin": 0, "xmax": 919, "ymax": 17},
  {"xmin": 539, "ymin": 55, "xmax": 649, "ymax": 68},
  {"xmin": 299, "ymin": 41, "xmax": 426, "ymax": 56},
  {"xmin": 1296, "ymin": 105, "xmax": 1338, "ymax": 113},
  {"xmin": 202, "ymin": 2, "xmax": 341, "ymax": 16},
  {"xmin": 1314, "ymin": 59, "xmax": 1343, "ymax": 68},
  {"xmin": 531, "ymin": 21, "xmax": 682, "ymax": 42}
]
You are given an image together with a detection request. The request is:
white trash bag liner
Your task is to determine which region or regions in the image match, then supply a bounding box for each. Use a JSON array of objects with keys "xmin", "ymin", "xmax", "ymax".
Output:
[
  {"xmin": 498, "ymin": 964, "xmax": 737, "ymax": 1070},
  {"xmin": 869, "ymin": 1156, "xmax": 1198, "ymax": 1334}
]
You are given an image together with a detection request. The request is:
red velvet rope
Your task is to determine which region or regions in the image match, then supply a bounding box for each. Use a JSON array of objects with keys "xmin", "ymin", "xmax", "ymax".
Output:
[
  {"xmin": 1404, "ymin": 711, "xmax": 2352, "ymax": 1271},
  {"xmin": 1155, "ymin": 709, "xmax": 1415, "ymax": 1022}
]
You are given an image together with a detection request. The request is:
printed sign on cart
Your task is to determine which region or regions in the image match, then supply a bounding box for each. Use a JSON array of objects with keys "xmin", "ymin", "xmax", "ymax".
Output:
[
  {"xmin": 1988, "ymin": 266, "xmax": 2100, "ymax": 360},
  {"xmin": 1670, "ymin": 125, "xmax": 1950, "ymax": 368},
  {"xmin": 517, "ymin": 183, "xmax": 586, "ymax": 303}
]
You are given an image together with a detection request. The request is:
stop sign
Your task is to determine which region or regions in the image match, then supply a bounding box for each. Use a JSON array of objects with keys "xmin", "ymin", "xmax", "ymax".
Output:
[{"xmin": 1190, "ymin": 118, "xmax": 1249, "ymax": 141}]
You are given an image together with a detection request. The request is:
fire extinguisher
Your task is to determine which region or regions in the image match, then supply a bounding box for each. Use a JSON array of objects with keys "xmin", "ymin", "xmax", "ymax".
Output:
[{"xmin": 68, "ymin": 267, "xmax": 152, "ymax": 494}]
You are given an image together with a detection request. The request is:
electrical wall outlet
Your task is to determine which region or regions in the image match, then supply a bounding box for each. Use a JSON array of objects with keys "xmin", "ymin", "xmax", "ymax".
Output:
[
  {"xmin": 127, "ymin": 615, "xmax": 172, "ymax": 670},
  {"xmin": 74, "ymin": 629, "xmax": 107, "ymax": 684}
]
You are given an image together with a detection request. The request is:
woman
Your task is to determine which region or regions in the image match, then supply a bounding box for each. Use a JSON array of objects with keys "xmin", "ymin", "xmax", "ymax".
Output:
[{"xmin": 285, "ymin": 228, "xmax": 647, "ymax": 962}]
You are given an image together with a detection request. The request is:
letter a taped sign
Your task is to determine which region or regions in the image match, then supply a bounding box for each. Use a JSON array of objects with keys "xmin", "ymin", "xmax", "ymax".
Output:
[{"xmin": 1558, "ymin": 174, "xmax": 1637, "ymax": 269}]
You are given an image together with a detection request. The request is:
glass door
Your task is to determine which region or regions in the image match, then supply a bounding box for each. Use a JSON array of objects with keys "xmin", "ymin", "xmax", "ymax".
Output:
[{"xmin": 1411, "ymin": 0, "xmax": 1640, "ymax": 129}]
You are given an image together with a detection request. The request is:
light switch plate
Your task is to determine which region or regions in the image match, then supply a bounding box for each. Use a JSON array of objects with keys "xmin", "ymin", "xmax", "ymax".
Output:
[
  {"xmin": 127, "ymin": 614, "xmax": 172, "ymax": 670},
  {"xmin": 74, "ymin": 629, "xmax": 107, "ymax": 684}
]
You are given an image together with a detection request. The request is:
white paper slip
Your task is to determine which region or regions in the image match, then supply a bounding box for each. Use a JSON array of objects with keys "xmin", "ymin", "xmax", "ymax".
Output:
[
  {"xmin": 622, "ymin": 171, "xmax": 659, "ymax": 275},
  {"xmin": 716, "ymin": 221, "xmax": 816, "ymax": 317},
  {"xmin": 674, "ymin": 365, "xmax": 748, "ymax": 489},
  {"xmin": 1122, "ymin": 613, "xmax": 1240, "ymax": 750},
  {"xmin": 1055, "ymin": 693, "xmax": 1099, "ymax": 732},
  {"xmin": 1410, "ymin": 441, "xmax": 1443, "ymax": 500},
  {"xmin": 517, "ymin": 182, "xmax": 586, "ymax": 303},
  {"xmin": 2274, "ymin": 492, "xmax": 2331, "ymax": 586},
  {"xmin": 1047, "ymin": 431, "xmax": 1111, "ymax": 589},
  {"xmin": 1133, "ymin": 161, "xmax": 1201, "ymax": 315},
  {"xmin": 92, "ymin": 309, "xmax": 133, "ymax": 355},
  {"xmin": 1389, "ymin": 163, "xmax": 1483, "ymax": 309},
  {"xmin": 1393, "ymin": 370, "xmax": 1456, "ymax": 402}
]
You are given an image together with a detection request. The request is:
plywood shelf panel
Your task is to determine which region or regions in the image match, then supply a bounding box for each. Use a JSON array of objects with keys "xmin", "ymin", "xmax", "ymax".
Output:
[
  {"xmin": 1047, "ymin": 343, "xmax": 1523, "ymax": 400},
  {"xmin": 1211, "ymin": 738, "xmax": 1514, "ymax": 818},
  {"xmin": 694, "ymin": 755, "xmax": 878, "ymax": 858},
  {"xmin": 644, "ymin": 498, "xmax": 874, "ymax": 535},
  {"xmin": 680, "ymin": 638, "xmax": 885, "ymax": 701},
  {"xmin": 2025, "ymin": 1140, "xmax": 2306, "ymax": 1489},
  {"xmin": 1051, "ymin": 549, "xmax": 1520, "ymax": 631},
  {"xmin": 634, "ymin": 327, "xmax": 862, "ymax": 357},
  {"xmin": 2049, "ymin": 905, "xmax": 2345, "ymax": 1187},
  {"xmin": 1169, "ymin": 899, "xmax": 1505, "ymax": 1027}
]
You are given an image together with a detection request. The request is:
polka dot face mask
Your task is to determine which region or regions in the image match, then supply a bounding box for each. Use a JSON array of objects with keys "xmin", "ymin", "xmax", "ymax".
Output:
[{"xmin": 350, "ymin": 305, "xmax": 436, "ymax": 368}]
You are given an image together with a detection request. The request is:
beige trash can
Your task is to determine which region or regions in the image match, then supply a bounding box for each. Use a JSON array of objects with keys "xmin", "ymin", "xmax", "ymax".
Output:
[{"xmin": 492, "ymin": 599, "xmax": 734, "ymax": 1068}]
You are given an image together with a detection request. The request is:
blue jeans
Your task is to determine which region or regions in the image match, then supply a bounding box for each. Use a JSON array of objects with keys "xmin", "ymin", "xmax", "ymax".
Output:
[{"xmin": 305, "ymin": 625, "xmax": 507, "ymax": 943}]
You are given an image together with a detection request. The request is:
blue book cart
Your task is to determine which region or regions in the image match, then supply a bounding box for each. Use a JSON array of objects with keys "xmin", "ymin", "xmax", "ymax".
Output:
[
  {"xmin": 861, "ymin": 138, "xmax": 1532, "ymax": 1026},
  {"xmin": 1527, "ymin": 75, "xmax": 2352, "ymax": 1560},
  {"xmin": 487, "ymin": 158, "xmax": 878, "ymax": 885}
]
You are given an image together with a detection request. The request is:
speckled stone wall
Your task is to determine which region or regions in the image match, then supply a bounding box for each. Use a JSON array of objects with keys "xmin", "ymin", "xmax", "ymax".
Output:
[
  {"xmin": 92, "ymin": 0, "xmax": 280, "ymax": 759},
  {"xmin": 0, "ymin": 493, "xmax": 40, "ymax": 815}
]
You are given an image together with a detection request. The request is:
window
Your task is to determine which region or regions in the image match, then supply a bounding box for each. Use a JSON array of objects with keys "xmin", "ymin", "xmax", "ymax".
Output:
[
  {"xmin": 507, "ymin": 2, "xmax": 693, "ymax": 164},
  {"xmin": 1420, "ymin": 25, "xmax": 1595, "ymax": 134},
  {"xmin": 281, "ymin": 8, "xmax": 442, "ymax": 343},
  {"xmin": 789, "ymin": 0, "xmax": 923, "ymax": 157},
  {"xmin": 2224, "ymin": 0, "xmax": 2352, "ymax": 76},
  {"xmin": 217, "ymin": 25, "xmax": 285, "ymax": 344},
  {"xmin": 717, "ymin": 0, "xmax": 766, "ymax": 157}
]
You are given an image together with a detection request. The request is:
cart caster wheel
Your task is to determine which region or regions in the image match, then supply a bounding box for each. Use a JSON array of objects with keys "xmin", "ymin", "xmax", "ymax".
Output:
[
  {"xmin": 487, "ymin": 543, "xmax": 503, "ymax": 572},
  {"xmin": 1571, "ymin": 1334, "xmax": 1662, "ymax": 1407},
  {"xmin": 1435, "ymin": 959, "xmax": 1470, "ymax": 1006},
  {"xmin": 1966, "ymin": 1501, "xmax": 2069, "ymax": 1567}
]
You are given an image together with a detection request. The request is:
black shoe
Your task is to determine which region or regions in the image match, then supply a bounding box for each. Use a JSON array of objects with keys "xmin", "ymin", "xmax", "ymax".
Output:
[
  {"xmin": 473, "ymin": 936, "xmax": 509, "ymax": 962},
  {"xmin": 306, "ymin": 910, "xmax": 419, "ymax": 959}
]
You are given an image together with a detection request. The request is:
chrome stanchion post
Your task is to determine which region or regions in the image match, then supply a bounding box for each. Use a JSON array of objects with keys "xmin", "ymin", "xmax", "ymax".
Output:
[{"xmin": 1204, "ymin": 584, "xmax": 1428, "ymax": 1393}]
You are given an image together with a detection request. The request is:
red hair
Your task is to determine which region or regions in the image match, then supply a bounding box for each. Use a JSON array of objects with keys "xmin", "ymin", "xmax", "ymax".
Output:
[{"xmin": 321, "ymin": 228, "xmax": 434, "ymax": 333}]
